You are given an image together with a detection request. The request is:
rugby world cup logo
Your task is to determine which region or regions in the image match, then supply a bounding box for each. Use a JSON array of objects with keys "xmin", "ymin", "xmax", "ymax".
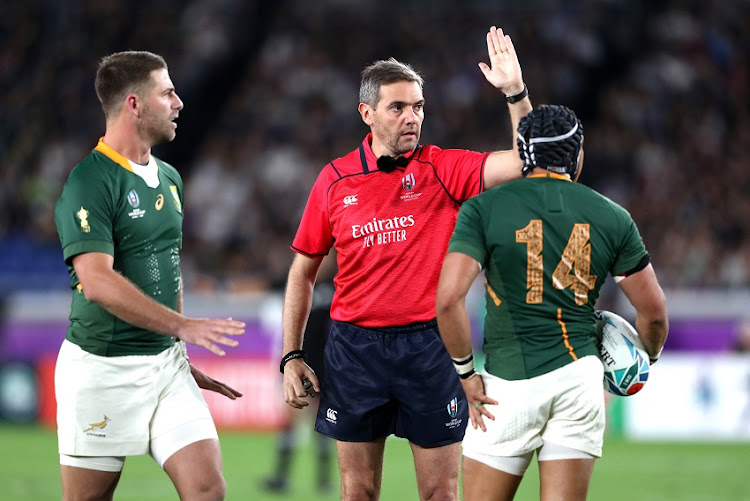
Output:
[
  {"xmin": 447, "ymin": 397, "xmax": 458, "ymax": 418},
  {"xmin": 402, "ymin": 173, "xmax": 416, "ymax": 191},
  {"xmin": 127, "ymin": 189, "xmax": 140, "ymax": 208}
]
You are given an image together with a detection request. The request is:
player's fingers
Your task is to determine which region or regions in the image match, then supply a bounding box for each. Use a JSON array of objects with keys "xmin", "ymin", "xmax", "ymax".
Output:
[
  {"xmin": 485, "ymin": 30, "xmax": 495, "ymax": 57},
  {"xmin": 478, "ymin": 407, "xmax": 495, "ymax": 421},
  {"xmin": 289, "ymin": 397, "xmax": 308, "ymax": 409},
  {"xmin": 217, "ymin": 385, "xmax": 238, "ymax": 400},
  {"xmin": 214, "ymin": 324, "xmax": 245, "ymax": 336},
  {"xmin": 219, "ymin": 382, "xmax": 243, "ymax": 399},
  {"xmin": 481, "ymin": 396, "xmax": 498, "ymax": 406},
  {"xmin": 286, "ymin": 398, "xmax": 303, "ymax": 409},
  {"xmin": 473, "ymin": 400, "xmax": 496, "ymax": 421},
  {"xmin": 283, "ymin": 386, "xmax": 304, "ymax": 408},
  {"xmin": 212, "ymin": 335, "xmax": 239, "ymax": 348},
  {"xmin": 477, "ymin": 416, "xmax": 488, "ymax": 432},
  {"xmin": 494, "ymin": 27, "xmax": 507, "ymax": 54},
  {"xmin": 295, "ymin": 384, "xmax": 308, "ymax": 398},
  {"xmin": 469, "ymin": 411, "xmax": 479, "ymax": 430},
  {"xmin": 202, "ymin": 341, "xmax": 226, "ymax": 357},
  {"xmin": 216, "ymin": 317, "xmax": 245, "ymax": 326},
  {"xmin": 305, "ymin": 373, "xmax": 321, "ymax": 393},
  {"xmin": 505, "ymin": 34, "xmax": 517, "ymax": 56},
  {"xmin": 302, "ymin": 378, "xmax": 317, "ymax": 397},
  {"xmin": 470, "ymin": 409, "xmax": 488, "ymax": 432}
]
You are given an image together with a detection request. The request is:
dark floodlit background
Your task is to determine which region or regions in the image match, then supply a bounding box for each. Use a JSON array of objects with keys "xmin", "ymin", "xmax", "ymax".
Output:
[{"xmin": 1, "ymin": 1, "xmax": 749, "ymax": 499}]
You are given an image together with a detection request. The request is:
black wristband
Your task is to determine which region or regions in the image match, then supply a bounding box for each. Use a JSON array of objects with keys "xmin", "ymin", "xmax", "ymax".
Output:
[
  {"xmin": 459, "ymin": 368, "xmax": 477, "ymax": 380},
  {"xmin": 280, "ymin": 349, "xmax": 306, "ymax": 374},
  {"xmin": 505, "ymin": 84, "xmax": 528, "ymax": 104}
]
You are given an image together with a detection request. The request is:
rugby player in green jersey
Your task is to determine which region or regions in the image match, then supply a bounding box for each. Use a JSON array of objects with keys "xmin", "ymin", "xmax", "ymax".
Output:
[
  {"xmin": 54, "ymin": 51, "xmax": 245, "ymax": 501},
  {"xmin": 436, "ymin": 105, "xmax": 668, "ymax": 501}
]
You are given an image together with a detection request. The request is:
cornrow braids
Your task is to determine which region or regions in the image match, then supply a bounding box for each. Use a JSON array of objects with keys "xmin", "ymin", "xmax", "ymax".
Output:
[{"xmin": 517, "ymin": 104, "xmax": 584, "ymax": 177}]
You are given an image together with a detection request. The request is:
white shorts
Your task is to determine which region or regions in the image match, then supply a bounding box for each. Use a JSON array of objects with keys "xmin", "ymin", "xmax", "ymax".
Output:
[
  {"xmin": 462, "ymin": 355, "xmax": 605, "ymax": 459},
  {"xmin": 56, "ymin": 340, "xmax": 218, "ymax": 469}
]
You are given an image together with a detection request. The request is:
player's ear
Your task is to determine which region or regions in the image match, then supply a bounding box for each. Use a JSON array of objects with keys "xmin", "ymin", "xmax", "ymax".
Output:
[
  {"xmin": 125, "ymin": 93, "xmax": 141, "ymax": 117},
  {"xmin": 358, "ymin": 103, "xmax": 374, "ymax": 126}
]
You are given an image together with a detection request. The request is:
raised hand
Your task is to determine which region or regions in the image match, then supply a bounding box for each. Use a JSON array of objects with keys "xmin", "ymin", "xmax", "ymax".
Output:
[{"xmin": 478, "ymin": 26, "xmax": 524, "ymax": 96}]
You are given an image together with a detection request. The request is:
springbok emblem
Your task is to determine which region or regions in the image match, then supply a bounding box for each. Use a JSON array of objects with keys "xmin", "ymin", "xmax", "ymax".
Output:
[{"xmin": 84, "ymin": 415, "xmax": 110, "ymax": 432}]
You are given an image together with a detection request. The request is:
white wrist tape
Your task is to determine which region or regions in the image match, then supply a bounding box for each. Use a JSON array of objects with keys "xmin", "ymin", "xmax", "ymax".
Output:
[{"xmin": 452, "ymin": 354, "xmax": 476, "ymax": 379}]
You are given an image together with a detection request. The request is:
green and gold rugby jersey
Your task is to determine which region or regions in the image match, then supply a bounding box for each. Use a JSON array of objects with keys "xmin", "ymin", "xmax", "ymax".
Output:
[
  {"xmin": 54, "ymin": 139, "xmax": 184, "ymax": 356},
  {"xmin": 449, "ymin": 172, "xmax": 647, "ymax": 380}
]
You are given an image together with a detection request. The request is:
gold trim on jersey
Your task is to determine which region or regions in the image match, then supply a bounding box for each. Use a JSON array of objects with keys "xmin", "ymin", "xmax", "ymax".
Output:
[
  {"xmin": 485, "ymin": 279, "xmax": 502, "ymax": 307},
  {"xmin": 556, "ymin": 308, "xmax": 579, "ymax": 361},
  {"xmin": 94, "ymin": 138, "xmax": 134, "ymax": 172},
  {"xmin": 527, "ymin": 172, "xmax": 571, "ymax": 182}
]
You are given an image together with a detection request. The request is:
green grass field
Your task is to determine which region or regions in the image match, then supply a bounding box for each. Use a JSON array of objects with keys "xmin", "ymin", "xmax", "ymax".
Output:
[{"xmin": 3, "ymin": 424, "xmax": 749, "ymax": 500}]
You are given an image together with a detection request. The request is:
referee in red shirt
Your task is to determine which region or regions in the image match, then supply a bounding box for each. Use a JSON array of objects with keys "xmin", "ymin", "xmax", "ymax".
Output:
[{"xmin": 280, "ymin": 26, "xmax": 532, "ymax": 501}]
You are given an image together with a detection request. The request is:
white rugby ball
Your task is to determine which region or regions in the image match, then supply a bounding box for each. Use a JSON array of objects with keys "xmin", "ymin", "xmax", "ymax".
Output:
[{"xmin": 594, "ymin": 310, "xmax": 649, "ymax": 396}]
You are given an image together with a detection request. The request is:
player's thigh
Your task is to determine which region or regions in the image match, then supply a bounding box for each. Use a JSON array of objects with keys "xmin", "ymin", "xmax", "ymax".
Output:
[
  {"xmin": 393, "ymin": 326, "xmax": 468, "ymax": 447},
  {"xmin": 149, "ymin": 348, "xmax": 218, "ymax": 468},
  {"xmin": 538, "ymin": 457, "xmax": 595, "ymax": 501},
  {"xmin": 60, "ymin": 463, "xmax": 122, "ymax": 501},
  {"xmin": 542, "ymin": 355, "xmax": 605, "ymax": 457},
  {"xmin": 461, "ymin": 456, "xmax": 524, "ymax": 501},
  {"xmin": 336, "ymin": 438, "xmax": 387, "ymax": 497},
  {"xmin": 163, "ymin": 438, "xmax": 225, "ymax": 500},
  {"xmin": 410, "ymin": 441, "xmax": 461, "ymax": 500}
]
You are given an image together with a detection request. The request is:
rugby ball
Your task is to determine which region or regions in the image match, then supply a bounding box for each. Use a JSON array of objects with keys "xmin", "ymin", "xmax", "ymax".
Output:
[{"xmin": 595, "ymin": 310, "xmax": 649, "ymax": 396}]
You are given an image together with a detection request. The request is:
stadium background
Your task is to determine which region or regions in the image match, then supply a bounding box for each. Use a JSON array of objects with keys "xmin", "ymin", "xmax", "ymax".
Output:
[{"xmin": 1, "ymin": 0, "xmax": 749, "ymax": 499}]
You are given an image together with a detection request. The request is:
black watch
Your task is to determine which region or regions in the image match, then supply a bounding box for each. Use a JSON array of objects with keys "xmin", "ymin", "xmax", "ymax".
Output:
[{"xmin": 505, "ymin": 84, "xmax": 528, "ymax": 104}]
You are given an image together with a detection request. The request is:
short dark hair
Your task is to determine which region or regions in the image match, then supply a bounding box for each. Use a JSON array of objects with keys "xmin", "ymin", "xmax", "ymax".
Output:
[
  {"xmin": 359, "ymin": 58, "xmax": 423, "ymax": 108},
  {"xmin": 517, "ymin": 104, "xmax": 584, "ymax": 177},
  {"xmin": 95, "ymin": 51, "xmax": 167, "ymax": 118}
]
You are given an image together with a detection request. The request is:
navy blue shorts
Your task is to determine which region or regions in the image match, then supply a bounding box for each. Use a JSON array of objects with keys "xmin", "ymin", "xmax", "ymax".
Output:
[{"xmin": 314, "ymin": 320, "xmax": 468, "ymax": 447}]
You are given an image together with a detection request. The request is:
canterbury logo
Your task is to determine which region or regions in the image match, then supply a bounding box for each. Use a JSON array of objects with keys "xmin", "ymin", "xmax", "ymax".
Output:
[
  {"xmin": 84, "ymin": 415, "xmax": 110, "ymax": 432},
  {"xmin": 326, "ymin": 408, "xmax": 338, "ymax": 422},
  {"xmin": 343, "ymin": 195, "xmax": 358, "ymax": 206}
]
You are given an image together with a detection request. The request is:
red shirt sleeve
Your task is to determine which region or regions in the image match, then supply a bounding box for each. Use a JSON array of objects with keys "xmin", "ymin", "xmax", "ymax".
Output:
[
  {"xmin": 291, "ymin": 165, "xmax": 335, "ymax": 256},
  {"xmin": 429, "ymin": 147, "xmax": 488, "ymax": 203}
]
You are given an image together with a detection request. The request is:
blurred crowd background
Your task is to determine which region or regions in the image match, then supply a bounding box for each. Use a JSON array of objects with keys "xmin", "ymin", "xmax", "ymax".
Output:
[{"xmin": 2, "ymin": 0, "xmax": 749, "ymax": 292}]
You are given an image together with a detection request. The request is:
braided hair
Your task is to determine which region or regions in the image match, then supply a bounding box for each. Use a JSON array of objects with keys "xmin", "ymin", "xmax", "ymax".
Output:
[{"xmin": 517, "ymin": 104, "xmax": 583, "ymax": 178}]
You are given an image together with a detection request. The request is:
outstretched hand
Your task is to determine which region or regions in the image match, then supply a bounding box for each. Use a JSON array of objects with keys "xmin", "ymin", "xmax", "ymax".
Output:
[
  {"xmin": 190, "ymin": 363, "xmax": 243, "ymax": 400},
  {"xmin": 461, "ymin": 374, "xmax": 498, "ymax": 432},
  {"xmin": 478, "ymin": 26, "xmax": 524, "ymax": 96},
  {"xmin": 177, "ymin": 317, "xmax": 245, "ymax": 356}
]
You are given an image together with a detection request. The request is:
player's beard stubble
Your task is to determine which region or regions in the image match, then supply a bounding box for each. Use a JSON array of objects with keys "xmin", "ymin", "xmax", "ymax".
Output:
[{"xmin": 138, "ymin": 103, "xmax": 177, "ymax": 146}]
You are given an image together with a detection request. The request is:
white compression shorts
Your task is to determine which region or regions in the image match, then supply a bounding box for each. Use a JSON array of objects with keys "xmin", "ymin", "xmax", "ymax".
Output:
[{"xmin": 464, "ymin": 441, "xmax": 595, "ymax": 476}]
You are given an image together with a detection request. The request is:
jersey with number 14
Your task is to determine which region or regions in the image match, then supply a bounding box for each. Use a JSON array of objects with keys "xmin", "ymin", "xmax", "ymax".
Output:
[
  {"xmin": 449, "ymin": 172, "xmax": 648, "ymax": 380},
  {"xmin": 293, "ymin": 133, "xmax": 488, "ymax": 327}
]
